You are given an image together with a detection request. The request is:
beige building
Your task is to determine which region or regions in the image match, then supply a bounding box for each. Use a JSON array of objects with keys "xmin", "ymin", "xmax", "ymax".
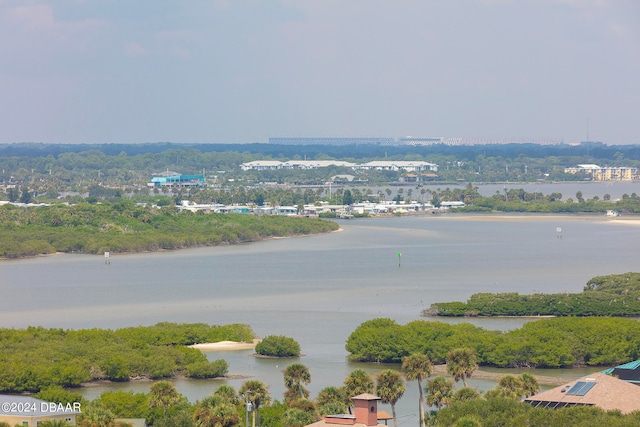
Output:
[
  {"xmin": 564, "ymin": 164, "xmax": 638, "ymax": 181},
  {"xmin": 0, "ymin": 395, "xmax": 80, "ymax": 426}
]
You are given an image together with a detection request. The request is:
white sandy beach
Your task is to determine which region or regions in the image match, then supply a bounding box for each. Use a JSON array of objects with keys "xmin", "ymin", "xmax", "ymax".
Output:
[{"xmin": 189, "ymin": 338, "xmax": 261, "ymax": 352}]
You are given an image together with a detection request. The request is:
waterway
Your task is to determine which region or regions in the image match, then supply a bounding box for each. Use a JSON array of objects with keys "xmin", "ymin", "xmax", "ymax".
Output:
[{"xmin": 1, "ymin": 213, "xmax": 638, "ymax": 424}]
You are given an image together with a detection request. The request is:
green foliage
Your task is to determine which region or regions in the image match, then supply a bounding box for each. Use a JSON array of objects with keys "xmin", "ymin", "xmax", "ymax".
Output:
[
  {"xmin": 345, "ymin": 318, "xmax": 408, "ymax": 363},
  {"xmin": 343, "ymin": 369, "xmax": 375, "ymax": 404},
  {"xmin": 183, "ymin": 360, "xmax": 229, "ymax": 379},
  {"xmin": 255, "ymin": 335, "xmax": 301, "ymax": 357},
  {"xmin": 259, "ymin": 400, "xmax": 287, "ymax": 427},
  {"xmin": 0, "ymin": 323, "xmax": 251, "ymax": 392},
  {"xmin": 281, "ymin": 408, "xmax": 318, "ymax": 427},
  {"xmin": 283, "ymin": 363, "xmax": 312, "ymax": 402},
  {"xmin": 446, "ymin": 348, "xmax": 478, "ymax": 387},
  {"xmin": 39, "ymin": 420, "xmax": 74, "ymax": 427},
  {"xmin": 193, "ymin": 394, "xmax": 240, "ymax": 427},
  {"xmin": 427, "ymin": 273, "xmax": 640, "ymax": 317},
  {"xmin": 425, "ymin": 375, "xmax": 454, "ymax": 409},
  {"xmin": 347, "ymin": 317, "xmax": 640, "ymax": 368},
  {"xmin": 0, "ymin": 203, "xmax": 339, "ymax": 258},
  {"xmin": 35, "ymin": 386, "xmax": 87, "ymax": 406},
  {"xmin": 94, "ymin": 390, "xmax": 152, "ymax": 420},
  {"xmin": 149, "ymin": 380, "xmax": 182, "ymax": 421},
  {"xmin": 434, "ymin": 397, "xmax": 640, "ymax": 426}
]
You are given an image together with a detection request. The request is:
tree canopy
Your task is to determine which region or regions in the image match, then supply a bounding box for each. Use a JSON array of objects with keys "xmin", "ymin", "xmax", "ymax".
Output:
[{"xmin": 346, "ymin": 317, "xmax": 640, "ymax": 368}]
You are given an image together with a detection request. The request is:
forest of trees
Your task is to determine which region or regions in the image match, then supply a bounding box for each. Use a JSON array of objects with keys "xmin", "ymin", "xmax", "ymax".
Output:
[
  {"xmin": 0, "ymin": 201, "xmax": 339, "ymax": 258},
  {"xmin": 345, "ymin": 316, "xmax": 640, "ymax": 368},
  {"xmin": 0, "ymin": 323, "xmax": 254, "ymax": 393},
  {"xmin": 424, "ymin": 272, "xmax": 640, "ymax": 317}
]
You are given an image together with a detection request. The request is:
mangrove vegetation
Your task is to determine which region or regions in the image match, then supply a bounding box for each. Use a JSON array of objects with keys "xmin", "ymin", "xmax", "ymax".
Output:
[
  {"xmin": 424, "ymin": 272, "xmax": 640, "ymax": 317},
  {"xmin": 0, "ymin": 201, "xmax": 339, "ymax": 259},
  {"xmin": 345, "ymin": 316, "xmax": 640, "ymax": 368},
  {"xmin": 0, "ymin": 322, "xmax": 254, "ymax": 392}
]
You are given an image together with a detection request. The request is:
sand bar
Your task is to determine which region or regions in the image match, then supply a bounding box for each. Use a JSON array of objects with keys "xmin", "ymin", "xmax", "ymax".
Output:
[{"xmin": 189, "ymin": 339, "xmax": 261, "ymax": 352}]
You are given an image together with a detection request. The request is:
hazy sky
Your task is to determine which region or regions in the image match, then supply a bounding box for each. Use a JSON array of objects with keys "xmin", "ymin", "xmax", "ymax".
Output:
[{"xmin": 1, "ymin": 0, "xmax": 639, "ymax": 145}]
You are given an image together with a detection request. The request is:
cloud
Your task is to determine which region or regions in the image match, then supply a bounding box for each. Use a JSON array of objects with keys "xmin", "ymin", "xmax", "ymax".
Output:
[
  {"xmin": 7, "ymin": 3, "xmax": 54, "ymax": 30},
  {"xmin": 3, "ymin": 1, "xmax": 106, "ymax": 34},
  {"xmin": 124, "ymin": 42, "xmax": 148, "ymax": 58}
]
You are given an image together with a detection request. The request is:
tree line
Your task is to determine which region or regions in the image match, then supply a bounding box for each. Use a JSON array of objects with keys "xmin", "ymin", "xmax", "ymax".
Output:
[
  {"xmin": 425, "ymin": 272, "xmax": 640, "ymax": 317},
  {"xmin": 0, "ymin": 323, "xmax": 254, "ymax": 392},
  {"xmin": 0, "ymin": 201, "xmax": 339, "ymax": 259},
  {"xmin": 345, "ymin": 317, "xmax": 640, "ymax": 368}
]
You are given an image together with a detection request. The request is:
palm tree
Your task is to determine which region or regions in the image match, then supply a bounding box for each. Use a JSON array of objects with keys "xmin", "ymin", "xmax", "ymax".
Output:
[
  {"xmin": 78, "ymin": 405, "xmax": 116, "ymax": 427},
  {"xmin": 148, "ymin": 380, "xmax": 181, "ymax": 421},
  {"xmin": 376, "ymin": 370, "xmax": 405, "ymax": 427},
  {"xmin": 425, "ymin": 376, "xmax": 453, "ymax": 410},
  {"xmin": 402, "ymin": 354, "xmax": 432, "ymax": 427},
  {"xmin": 239, "ymin": 379, "xmax": 271, "ymax": 427},
  {"xmin": 520, "ymin": 373, "xmax": 540, "ymax": 398},
  {"xmin": 343, "ymin": 369, "xmax": 375, "ymax": 412},
  {"xmin": 215, "ymin": 384, "xmax": 240, "ymax": 406},
  {"xmin": 497, "ymin": 374, "xmax": 524, "ymax": 399},
  {"xmin": 451, "ymin": 387, "xmax": 481, "ymax": 403},
  {"xmin": 193, "ymin": 394, "xmax": 240, "ymax": 427},
  {"xmin": 316, "ymin": 386, "xmax": 347, "ymax": 415},
  {"xmin": 485, "ymin": 374, "xmax": 540, "ymax": 400},
  {"xmin": 284, "ymin": 363, "xmax": 311, "ymax": 402},
  {"xmin": 446, "ymin": 348, "xmax": 478, "ymax": 387}
]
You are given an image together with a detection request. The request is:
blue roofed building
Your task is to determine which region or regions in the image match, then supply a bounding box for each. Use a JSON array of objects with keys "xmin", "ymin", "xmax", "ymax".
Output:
[
  {"xmin": 149, "ymin": 171, "xmax": 205, "ymax": 188},
  {"xmin": 602, "ymin": 360, "xmax": 640, "ymax": 384}
]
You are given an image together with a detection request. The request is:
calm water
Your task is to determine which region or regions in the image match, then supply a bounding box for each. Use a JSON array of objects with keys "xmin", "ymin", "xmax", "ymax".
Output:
[{"xmin": 1, "ymin": 213, "xmax": 638, "ymax": 424}]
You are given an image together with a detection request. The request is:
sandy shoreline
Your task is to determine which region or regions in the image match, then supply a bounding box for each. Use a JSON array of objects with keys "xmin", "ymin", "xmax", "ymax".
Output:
[{"xmin": 189, "ymin": 339, "xmax": 261, "ymax": 352}]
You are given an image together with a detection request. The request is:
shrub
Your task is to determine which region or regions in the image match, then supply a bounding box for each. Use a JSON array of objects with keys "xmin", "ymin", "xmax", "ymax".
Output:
[{"xmin": 255, "ymin": 335, "xmax": 301, "ymax": 357}]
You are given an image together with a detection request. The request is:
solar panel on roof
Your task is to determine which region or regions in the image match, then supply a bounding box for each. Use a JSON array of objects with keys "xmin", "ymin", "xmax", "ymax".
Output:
[
  {"xmin": 566, "ymin": 382, "xmax": 586, "ymax": 395},
  {"xmin": 574, "ymin": 382, "xmax": 596, "ymax": 396}
]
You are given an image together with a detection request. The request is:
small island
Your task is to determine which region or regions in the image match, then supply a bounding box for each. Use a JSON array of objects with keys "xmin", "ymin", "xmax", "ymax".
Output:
[
  {"xmin": 255, "ymin": 335, "xmax": 302, "ymax": 357},
  {"xmin": 423, "ymin": 272, "xmax": 640, "ymax": 317}
]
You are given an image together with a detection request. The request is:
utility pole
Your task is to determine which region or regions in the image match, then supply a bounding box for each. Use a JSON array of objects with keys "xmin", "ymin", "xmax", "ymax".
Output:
[{"xmin": 245, "ymin": 392, "xmax": 253, "ymax": 427}]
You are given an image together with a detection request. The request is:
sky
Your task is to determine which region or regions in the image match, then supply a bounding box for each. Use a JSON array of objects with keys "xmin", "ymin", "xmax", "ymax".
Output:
[{"xmin": 1, "ymin": 0, "xmax": 639, "ymax": 145}]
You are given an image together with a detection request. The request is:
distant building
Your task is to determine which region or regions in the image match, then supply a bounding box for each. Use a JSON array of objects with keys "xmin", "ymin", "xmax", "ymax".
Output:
[
  {"xmin": 240, "ymin": 160, "xmax": 356, "ymax": 171},
  {"xmin": 399, "ymin": 136, "xmax": 462, "ymax": 146},
  {"xmin": 564, "ymin": 164, "xmax": 638, "ymax": 181},
  {"xmin": 269, "ymin": 137, "xmax": 395, "ymax": 146},
  {"xmin": 240, "ymin": 160, "xmax": 438, "ymax": 173},
  {"xmin": 268, "ymin": 136, "xmax": 562, "ymax": 146},
  {"xmin": 149, "ymin": 171, "xmax": 205, "ymax": 187},
  {"xmin": 357, "ymin": 161, "xmax": 439, "ymax": 173}
]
